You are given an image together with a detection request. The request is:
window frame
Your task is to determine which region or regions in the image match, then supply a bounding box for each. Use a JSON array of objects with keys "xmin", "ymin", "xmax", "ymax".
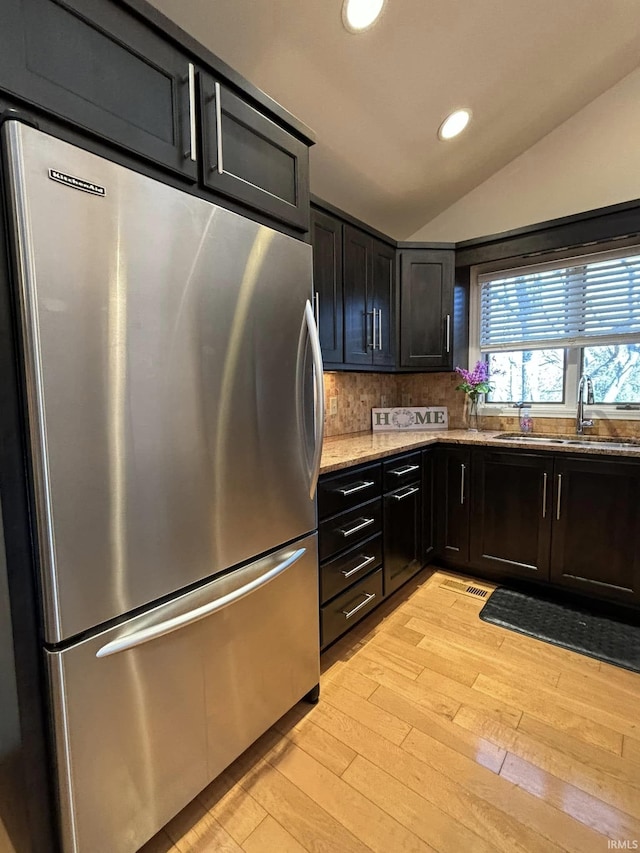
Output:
[{"xmin": 468, "ymin": 242, "xmax": 640, "ymax": 421}]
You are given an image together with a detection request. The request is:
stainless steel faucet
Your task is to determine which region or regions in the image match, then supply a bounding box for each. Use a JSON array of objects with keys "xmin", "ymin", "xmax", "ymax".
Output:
[{"xmin": 576, "ymin": 374, "xmax": 595, "ymax": 434}]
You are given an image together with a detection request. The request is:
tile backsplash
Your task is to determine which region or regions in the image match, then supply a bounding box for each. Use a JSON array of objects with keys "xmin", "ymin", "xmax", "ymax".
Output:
[{"xmin": 323, "ymin": 371, "xmax": 640, "ymax": 439}]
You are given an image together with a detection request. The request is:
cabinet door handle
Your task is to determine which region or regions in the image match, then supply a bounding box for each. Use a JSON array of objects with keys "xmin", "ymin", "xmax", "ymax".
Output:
[
  {"xmin": 460, "ymin": 463, "xmax": 466, "ymax": 505},
  {"xmin": 377, "ymin": 309, "xmax": 383, "ymax": 351},
  {"xmin": 314, "ymin": 291, "xmax": 320, "ymax": 330},
  {"xmin": 214, "ymin": 81, "xmax": 224, "ymax": 174},
  {"xmin": 335, "ymin": 480, "xmax": 375, "ymax": 496},
  {"xmin": 341, "ymin": 555, "xmax": 376, "ymax": 578},
  {"xmin": 392, "ymin": 486, "xmax": 419, "ymax": 502},
  {"xmin": 342, "ymin": 592, "xmax": 376, "ymax": 620},
  {"xmin": 389, "ymin": 464, "xmax": 419, "ymax": 476},
  {"xmin": 338, "ymin": 517, "xmax": 375, "ymax": 538},
  {"xmin": 542, "ymin": 472, "xmax": 548, "ymax": 518},
  {"xmin": 186, "ymin": 63, "xmax": 197, "ymax": 162},
  {"xmin": 556, "ymin": 473, "xmax": 562, "ymax": 521},
  {"xmin": 366, "ymin": 310, "xmax": 375, "ymax": 350},
  {"xmin": 446, "ymin": 314, "xmax": 451, "ymax": 353}
]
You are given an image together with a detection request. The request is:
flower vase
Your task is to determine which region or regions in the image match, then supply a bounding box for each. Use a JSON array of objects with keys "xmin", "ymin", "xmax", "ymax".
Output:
[{"xmin": 467, "ymin": 396, "xmax": 480, "ymax": 432}]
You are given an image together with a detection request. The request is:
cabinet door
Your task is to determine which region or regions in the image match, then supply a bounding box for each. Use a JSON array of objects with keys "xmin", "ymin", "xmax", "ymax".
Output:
[
  {"xmin": 399, "ymin": 249, "xmax": 454, "ymax": 370},
  {"xmin": 550, "ymin": 457, "xmax": 640, "ymax": 603},
  {"xmin": 384, "ymin": 480, "xmax": 422, "ymax": 596},
  {"xmin": 470, "ymin": 450, "xmax": 552, "ymax": 580},
  {"xmin": 371, "ymin": 239, "xmax": 395, "ymax": 367},
  {"xmin": 311, "ymin": 209, "xmax": 343, "ymax": 363},
  {"xmin": 436, "ymin": 448, "xmax": 470, "ymax": 564},
  {"xmin": 1, "ymin": 0, "xmax": 197, "ymax": 180},
  {"xmin": 422, "ymin": 449, "xmax": 436, "ymax": 564},
  {"xmin": 200, "ymin": 73, "xmax": 309, "ymax": 230},
  {"xmin": 343, "ymin": 225, "xmax": 373, "ymax": 365}
]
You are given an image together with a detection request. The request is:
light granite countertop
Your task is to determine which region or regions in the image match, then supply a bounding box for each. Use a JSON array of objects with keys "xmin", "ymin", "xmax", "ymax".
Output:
[{"xmin": 320, "ymin": 429, "xmax": 640, "ymax": 474}]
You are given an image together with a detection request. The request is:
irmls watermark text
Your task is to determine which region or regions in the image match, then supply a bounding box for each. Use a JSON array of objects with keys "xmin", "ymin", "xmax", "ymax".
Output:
[{"xmin": 608, "ymin": 842, "xmax": 639, "ymax": 850}]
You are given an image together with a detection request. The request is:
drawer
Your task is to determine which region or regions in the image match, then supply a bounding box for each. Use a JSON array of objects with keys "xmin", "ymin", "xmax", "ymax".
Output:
[
  {"xmin": 320, "ymin": 533, "xmax": 382, "ymax": 605},
  {"xmin": 321, "ymin": 568, "xmax": 383, "ymax": 649},
  {"xmin": 383, "ymin": 452, "xmax": 422, "ymax": 492},
  {"xmin": 318, "ymin": 463, "xmax": 382, "ymax": 519},
  {"xmin": 318, "ymin": 499, "xmax": 382, "ymax": 562}
]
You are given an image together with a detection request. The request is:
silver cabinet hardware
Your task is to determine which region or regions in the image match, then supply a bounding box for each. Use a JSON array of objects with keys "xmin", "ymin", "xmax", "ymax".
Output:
[
  {"xmin": 214, "ymin": 81, "xmax": 223, "ymax": 174},
  {"xmin": 392, "ymin": 486, "xmax": 419, "ymax": 502},
  {"xmin": 341, "ymin": 555, "xmax": 376, "ymax": 578},
  {"xmin": 556, "ymin": 473, "xmax": 562, "ymax": 521},
  {"xmin": 389, "ymin": 464, "xmax": 419, "ymax": 476},
  {"xmin": 186, "ymin": 64, "xmax": 197, "ymax": 162},
  {"xmin": 314, "ymin": 291, "xmax": 320, "ymax": 329},
  {"xmin": 366, "ymin": 310, "xmax": 375, "ymax": 349},
  {"xmin": 446, "ymin": 314, "xmax": 451, "ymax": 353},
  {"xmin": 460, "ymin": 463, "xmax": 466, "ymax": 505},
  {"xmin": 377, "ymin": 309, "xmax": 383, "ymax": 351},
  {"xmin": 542, "ymin": 472, "xmax": 548, "ymax": 518},
  {"xmin": 342, "ymin": 591, "xmax": 376, "ymax": 620},
  {"xmin": 338, "ymin": 517, "xmax": 375, "ymax": 538},
  {"xmin": 335, "ymin": 480, "xmax": 375, "ymax": 496}
]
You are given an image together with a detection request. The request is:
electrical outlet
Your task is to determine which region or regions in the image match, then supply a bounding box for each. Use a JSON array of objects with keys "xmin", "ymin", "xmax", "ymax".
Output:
[
  {"xmin": 380, "ymin": 395, "xmax": 388, "ymax": 407},
  {"xmin": 329, "ymin": 396, "xmax": 338, "ymax": 416},
  {"xmin": 402, "ymin": 394, "xmax": 412, "ymax": 406}
]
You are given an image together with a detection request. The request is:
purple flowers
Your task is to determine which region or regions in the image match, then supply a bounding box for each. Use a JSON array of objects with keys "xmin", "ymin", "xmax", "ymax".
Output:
[{"xmin": 455, "ymin": 360, "xmax": 492, "ymax": 400}]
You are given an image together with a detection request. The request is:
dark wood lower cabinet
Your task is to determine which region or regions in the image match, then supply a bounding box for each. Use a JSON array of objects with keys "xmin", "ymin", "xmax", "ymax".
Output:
[
  {"xmin": 550, "ymin": 456, "xmax": 640, "ymax": 602},
  {"xmin": 470, "ymin": 449, "xmax": 552, "ymax": 581},
  {"xmin": 422, "ymin": 449, "xmax": 435, "ymax": 564},
  {"xmin": 437, "ymin": 447, "xmax": 470, "ymax": 564},
  {"xmin": 383, "ymin": 478, "xmax": 422, "ymax": 596}
]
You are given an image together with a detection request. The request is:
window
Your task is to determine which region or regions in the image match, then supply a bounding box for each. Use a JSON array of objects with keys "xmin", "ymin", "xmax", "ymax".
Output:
[{"xmin": 470, "ymin": 245, "xmax": 640, "ymax": 415}]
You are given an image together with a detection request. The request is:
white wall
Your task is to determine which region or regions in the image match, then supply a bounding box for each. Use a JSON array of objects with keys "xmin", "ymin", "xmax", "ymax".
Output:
[{"xmin": 409, "ymin": 67, "xmax": 640, "ymax": 243}]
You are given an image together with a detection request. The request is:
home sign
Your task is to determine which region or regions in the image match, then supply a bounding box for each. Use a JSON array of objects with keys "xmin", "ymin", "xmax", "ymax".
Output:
[{"xmin": 371, "ymin": 407, "xmax": 448, "ymax": 432}]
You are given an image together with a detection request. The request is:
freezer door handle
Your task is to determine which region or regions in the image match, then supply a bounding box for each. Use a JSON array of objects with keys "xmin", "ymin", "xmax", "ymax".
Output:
[
  {"xmin": 305, "ymin": 299, "xmax": 325, "ymax": 499},
  {"xmin": 96, "ymin": 547, "xmax": 306, "ymax": 658}
]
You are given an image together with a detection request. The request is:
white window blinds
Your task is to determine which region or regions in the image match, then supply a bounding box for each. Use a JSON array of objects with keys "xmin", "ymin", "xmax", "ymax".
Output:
[{"xmin": 479, "ymin": 248, "xmax": 640, "ymax": 352}]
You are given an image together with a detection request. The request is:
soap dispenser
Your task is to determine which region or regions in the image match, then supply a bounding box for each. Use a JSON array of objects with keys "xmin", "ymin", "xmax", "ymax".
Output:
[{"xmin": 517, "ymin": 402, "xmax": 533, "ymax": 433}]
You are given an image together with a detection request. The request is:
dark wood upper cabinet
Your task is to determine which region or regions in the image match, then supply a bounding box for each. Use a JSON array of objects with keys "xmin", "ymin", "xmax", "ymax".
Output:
[
  {"xmin": 399, "ymin": 249, "xmax": 455, "ymax": 370},
  {"xmin": 470, "ymin": 449, "xmax": 552, "ymax": 581},
  {"xmin": 550, "ymin": 456, "xmax": 640, "ymax": 603},
  {"xmin": 199, "ymin": 72, "xmax": 310, "ymax": 230},
  {"xmin": 343, "ymin": 225, "xmax": 373, "ymax": 365},
  {"xmin": 311, "ymin": 208, "xmax": 343, "ymax": 364},
  {"xmin": 370, "ymin": 239, "xmax": 395, "ymax": 367},
  {"xmin": 343, "ymin": 225, "xmax": 396, "ymax": 367},
  {"xmin": 1, "ymin": 0, "xmax": 198, "ymax": 180},
  {"xmin": 436, "ymin": 446, "xmax": 471, "ymax": 564}
]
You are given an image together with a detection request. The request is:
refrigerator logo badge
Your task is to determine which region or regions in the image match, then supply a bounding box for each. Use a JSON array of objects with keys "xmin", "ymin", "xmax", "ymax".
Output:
[{"xmin": 48, "ymin": 169, "xmax": 105, "ymax": 197}]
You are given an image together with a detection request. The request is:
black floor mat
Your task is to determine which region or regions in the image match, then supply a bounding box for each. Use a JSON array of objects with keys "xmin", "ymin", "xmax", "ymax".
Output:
[{"xmin": 479, "ymin": 587, "xmax": 640, "ymax": 674}]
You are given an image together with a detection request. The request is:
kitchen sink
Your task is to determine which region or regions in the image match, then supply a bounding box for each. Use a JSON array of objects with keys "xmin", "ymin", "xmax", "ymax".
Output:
[{"xmin": 495, "ymin": 433, "xmax": 640, "ymax": 451}]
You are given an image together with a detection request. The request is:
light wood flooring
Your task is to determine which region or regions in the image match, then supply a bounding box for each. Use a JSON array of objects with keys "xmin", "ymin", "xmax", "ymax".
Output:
[{"xmin": 140, "ymin": 568, "xmax": 640, "ymax": 853}]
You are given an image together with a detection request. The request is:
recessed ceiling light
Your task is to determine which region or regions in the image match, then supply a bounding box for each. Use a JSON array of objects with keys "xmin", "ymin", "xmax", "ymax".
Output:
[
  {"xmin": 438, "ymin": 109, "xmax": 472, "ymax": 140},
  {"xmin": 342, "ymin": 0, "xmax": 386, "ymax": 33}
]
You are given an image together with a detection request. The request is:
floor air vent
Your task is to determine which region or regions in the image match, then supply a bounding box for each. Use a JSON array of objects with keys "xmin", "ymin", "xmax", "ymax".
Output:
[{"xmin": 440, "ymin": 579, "xmax": 491, "ymax": 599}]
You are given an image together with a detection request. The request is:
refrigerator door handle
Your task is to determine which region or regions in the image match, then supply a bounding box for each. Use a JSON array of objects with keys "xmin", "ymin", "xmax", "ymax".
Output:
[
  {"xmin": 304, "ymin": 299, "xmax": 325, "ymax": 500},
  {"xmin": 96, "ymin": 547, "xmax": 306, "ymax": 658}
]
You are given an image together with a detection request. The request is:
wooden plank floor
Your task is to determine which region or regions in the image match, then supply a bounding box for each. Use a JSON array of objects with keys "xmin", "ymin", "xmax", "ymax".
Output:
[{"xmin": 140, "ymin": 568, "xmax": 640, "ymax": 853}]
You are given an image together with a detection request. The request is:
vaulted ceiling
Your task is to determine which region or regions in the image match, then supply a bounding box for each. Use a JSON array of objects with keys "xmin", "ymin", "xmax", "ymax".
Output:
[{"xmin": 147, "ymin": 0, "xmax": 640, "ymax": 239}]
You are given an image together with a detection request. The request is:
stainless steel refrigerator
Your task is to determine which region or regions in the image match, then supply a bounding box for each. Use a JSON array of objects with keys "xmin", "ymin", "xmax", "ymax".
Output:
[{"xmin": 2, "ymin": 120, "xmax": 323, "ymax": 853}]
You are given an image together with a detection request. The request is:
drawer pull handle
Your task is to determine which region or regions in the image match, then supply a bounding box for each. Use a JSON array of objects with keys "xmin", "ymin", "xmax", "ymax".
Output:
[
  {"xmin": 392, "ymin": 486, "xmax": 419, "ymax": 502},
  {"xmin": 556, "ymin": 473, "xmax": 562, "ymax": 521},
  {"xmin": 338, "ymin": 517, "xmax": 375, "ymax": 538},
  {"xmin": 389, "ymin": 464, "xmax": 419, "ymax": 476},
  {"xmin": 335, "ymin": 480, "xmax": 375, "ymax": 496},
  {"xmin": 343, "ymin": 592, "xmax": 376, "ymax": 620},
  {"xmin": 341, "ymin": 555, "xmax": 376, "ymax": 579},
  {"xmin": 542, "ymin": 472, "xmax": 548, "ymax": 518}
]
